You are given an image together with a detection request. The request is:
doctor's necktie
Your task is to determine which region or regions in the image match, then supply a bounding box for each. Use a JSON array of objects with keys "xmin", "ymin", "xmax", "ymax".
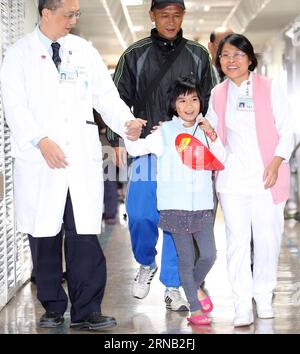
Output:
[{"xmin": 51, "ymin": 42, "xmax": 61, "ymax": 70}]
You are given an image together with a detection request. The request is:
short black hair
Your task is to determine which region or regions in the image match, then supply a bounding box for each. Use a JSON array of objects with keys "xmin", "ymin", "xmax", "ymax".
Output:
[
  {"xmin": 215, "ymin": 33, "xmax": 258, "ymax": 82},
  {"xmin": 209, "ymin": 32, "xmax": 216, "ymax": 43},
  {"xmin": 38, "ymin": 0, "xmax": 63, "ymax": 16},
  {"xmin": 167, "ymin": 77, "xmax": 203, "ymax": 118}
]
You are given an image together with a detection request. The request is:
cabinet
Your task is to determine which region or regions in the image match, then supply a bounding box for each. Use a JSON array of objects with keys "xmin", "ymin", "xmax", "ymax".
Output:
[{"xmin": 0, "ymin": 0, "xmax": 31, "ymax": 311}]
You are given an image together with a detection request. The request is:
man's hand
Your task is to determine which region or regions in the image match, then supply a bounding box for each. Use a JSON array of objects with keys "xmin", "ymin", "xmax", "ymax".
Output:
[
  {"xmin": 263, "ymin": 156, "xmax": 283, "ymax": 189},
  {"xmin": 38, "ymin": 137, "xmax": 68, "ymax": 169},
  {"xmin": 125, "ymin": 118, "xmax": 147, "ymax": 141},
  {"xmin": 113, "ymin": 146, "xmax": 127, "ymax": 168}
]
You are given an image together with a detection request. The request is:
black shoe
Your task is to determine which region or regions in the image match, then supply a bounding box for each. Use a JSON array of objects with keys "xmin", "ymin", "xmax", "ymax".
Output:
[
  {"xmin": 70, "ymin": 312, "xmax": 117, "ymax": 330},
  {"xmin": 39, "ymin": 312, "xmax": 64, "ymax": 328}
]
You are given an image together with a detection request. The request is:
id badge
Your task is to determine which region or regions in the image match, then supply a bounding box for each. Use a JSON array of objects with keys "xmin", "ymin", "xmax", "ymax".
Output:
[
  {"xmin": 75, "ymin": 66, "xmax": 89, "ymax": 98},
  {"xmin": 59, "ymin": 66, "xmax": 78, "ymax": 83},
  {"xmin": 237, "ymin": 97, "xmax": 254, "ymax": 112}
]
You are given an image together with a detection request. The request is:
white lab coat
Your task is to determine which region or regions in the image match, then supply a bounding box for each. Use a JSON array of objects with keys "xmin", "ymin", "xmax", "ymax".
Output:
[{"xmin": 0, "ymin": 27, "xmax": 134, "ymax": 237}]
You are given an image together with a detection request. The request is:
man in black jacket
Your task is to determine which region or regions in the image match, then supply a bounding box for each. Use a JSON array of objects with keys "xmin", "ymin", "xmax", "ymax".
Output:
[{"xmin": 108, "ymin": 0, "xmax": 216, "ymax": 310}]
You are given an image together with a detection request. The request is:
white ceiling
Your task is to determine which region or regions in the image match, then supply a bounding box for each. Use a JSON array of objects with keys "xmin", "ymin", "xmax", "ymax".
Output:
[{"xmin": 75, "ymin": 0, "xmax": 300, "ymax": 66}]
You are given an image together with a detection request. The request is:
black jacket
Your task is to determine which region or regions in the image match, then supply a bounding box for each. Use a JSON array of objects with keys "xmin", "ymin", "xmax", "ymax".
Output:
[{"xmin": 107, "ymin": 28, "xmax": 216, "ymax": 146}]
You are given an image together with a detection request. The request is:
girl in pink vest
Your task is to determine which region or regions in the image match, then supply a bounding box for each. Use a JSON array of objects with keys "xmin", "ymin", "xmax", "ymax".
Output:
[{"xmin": 199, "ymin": 34, "xmax": 294, "ymax": 327}]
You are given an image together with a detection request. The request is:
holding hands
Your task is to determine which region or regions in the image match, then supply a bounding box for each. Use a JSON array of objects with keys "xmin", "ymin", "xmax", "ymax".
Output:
[{"xmin": 125, "ymin": 118, "xmax": 147, "ymax": 141}]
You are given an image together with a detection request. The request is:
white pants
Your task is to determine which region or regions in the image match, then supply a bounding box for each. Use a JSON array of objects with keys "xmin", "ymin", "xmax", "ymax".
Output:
[{"xmin": 219, "ymin": 192, "xmax": 285, "ymax": 311}]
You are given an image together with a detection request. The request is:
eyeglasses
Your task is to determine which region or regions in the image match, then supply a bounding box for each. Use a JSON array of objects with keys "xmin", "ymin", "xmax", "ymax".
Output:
[
  {"xmin": 219, "ymin": 52, "xmax": 246, "ymax": 61},
  {"xmin": 63, "ymin": 10, "xmax": 82, "ymax": 20},
  {"xmin": 49, "ymin": 8, "xmax": 82, "ymax": 20}
]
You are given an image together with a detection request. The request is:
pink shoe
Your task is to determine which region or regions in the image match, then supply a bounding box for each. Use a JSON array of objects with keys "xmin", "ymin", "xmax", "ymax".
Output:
[
  {"xmin": 199, "ymin": 296, "xmax": 213, "ymax": 313},
  {"xmin": 187, "ymin": 314, "xmax": 211, "ymax": 326}
]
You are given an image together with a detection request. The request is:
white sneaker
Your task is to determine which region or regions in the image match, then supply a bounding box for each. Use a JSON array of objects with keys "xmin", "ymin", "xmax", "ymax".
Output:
[
  {"xmin": 234, "ymin": 311, "xmax": 254, "ymax": 327},
  {"xmin": 164, "ymin": 287, "xmax": 189, "ymax": 312},
  {"xmin": 132, "ymin": 264, "xmax": 158, "ymax": 299}
]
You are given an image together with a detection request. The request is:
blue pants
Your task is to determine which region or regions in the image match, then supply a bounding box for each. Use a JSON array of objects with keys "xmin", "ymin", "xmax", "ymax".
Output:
[{"xmin": 126, "ymin": 154, "xmax": 180, "ymax": 287}]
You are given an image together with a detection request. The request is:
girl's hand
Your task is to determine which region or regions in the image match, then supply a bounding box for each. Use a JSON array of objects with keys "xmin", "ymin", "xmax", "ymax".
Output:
[
  {"xmin": 198, "ymin": 117, "xmax": 218, "ymax": 142},
  {"xmin": 198, "ymin": 117, "xmax": 214, "ymax": 134},
  {"xmin": 263, "ymin": 156, "xmax": 284, "ymax": 189},
  {"xmin": 150, "ymin": 121, "xmax": 162, "ymax": 133}
]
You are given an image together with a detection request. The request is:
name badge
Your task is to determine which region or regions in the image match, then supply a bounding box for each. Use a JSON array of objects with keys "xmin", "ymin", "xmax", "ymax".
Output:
[
  {"xmin": 75, "ymin": 66, "xmax": 89, "ymax": 97},
  {"xmin": 237, "ymin": 97, "xmax": 254, "ymax": 112},
  {"xmin": 59, "ymin": 66, "xmax": 78, "ymax": 83}
]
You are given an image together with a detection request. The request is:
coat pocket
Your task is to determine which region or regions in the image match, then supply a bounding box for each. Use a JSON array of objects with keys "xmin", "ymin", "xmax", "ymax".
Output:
[
  {"xmin": 85, "ymin": 124, "xmax": 102, "ymax": 162},
  {"xmin": 86, "ymin": 120, "xmax": 98, "ymax": 126}
]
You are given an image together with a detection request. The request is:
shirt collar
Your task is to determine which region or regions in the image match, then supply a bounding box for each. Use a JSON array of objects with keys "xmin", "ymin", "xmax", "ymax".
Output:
[
  {"xmin": 37, "ymin": 25, "xmax": 65, "ymax": 54},
  {"xmin": 151, "ymin": 28, "xmax": 183, "ymax": 52},
  {"xmin": 173, "ymin": 115, "xmax": 199, "ymax": 133},
  {"xmin": 229, "ymin": 71, "xmax": 253, "ymax": 90}
]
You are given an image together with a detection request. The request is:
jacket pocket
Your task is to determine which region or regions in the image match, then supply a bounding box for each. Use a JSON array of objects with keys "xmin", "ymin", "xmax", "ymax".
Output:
[
  {"xmin": 86, "ymin": 120, "xmax": 98, "ymax": 126},
  {"xmin": 85, "ymin": 124, "xmax": 102, "ymax": 162}
]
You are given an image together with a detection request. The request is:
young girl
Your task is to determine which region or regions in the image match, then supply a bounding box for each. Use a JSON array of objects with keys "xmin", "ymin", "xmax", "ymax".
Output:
[
  {"xmin": 125, "ymin": 77, "xmax": 224, "ymax": 325},
  {"xmin": 200, "ymin": 34, "xmax": 294, "ymax": 327}
]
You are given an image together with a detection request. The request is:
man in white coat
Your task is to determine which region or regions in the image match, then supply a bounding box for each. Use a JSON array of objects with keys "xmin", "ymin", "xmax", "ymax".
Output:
[{"xmin": 0, "ymin": 0, "xmax": 145, "ymax": 330}]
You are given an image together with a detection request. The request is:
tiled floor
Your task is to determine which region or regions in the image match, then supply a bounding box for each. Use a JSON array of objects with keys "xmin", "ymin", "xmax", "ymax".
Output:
[{"xmin": 0, "ymin": 204, "xmax": 300, "ymax": 334}]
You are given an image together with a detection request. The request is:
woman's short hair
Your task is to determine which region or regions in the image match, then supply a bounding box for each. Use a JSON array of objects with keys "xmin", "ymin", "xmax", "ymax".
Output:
[
  {"xmin": 167, "ymin": 77, "xmax": 203, "ymax": 118},
  {"xmin": 215, "ymin": 33, "xmax": 258, "ymax": 82}
]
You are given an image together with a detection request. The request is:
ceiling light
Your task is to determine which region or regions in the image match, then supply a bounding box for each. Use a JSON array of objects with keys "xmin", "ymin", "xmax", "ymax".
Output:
[
  {"xmin": 203, "ymin": 5, "xmax": 210, "ymax": 12},
  {"xmin": 123, "ymin": 0, "xmax": 144, "ymax": 5},
  {"xmin": 133, "ymin": 25, "xmax": 145, "ymax": 32}
]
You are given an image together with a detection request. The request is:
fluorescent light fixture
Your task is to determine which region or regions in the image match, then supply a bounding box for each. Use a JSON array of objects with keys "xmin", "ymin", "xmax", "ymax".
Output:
[
  {"xmin": 123, "ymin": 0, "xmax": 144, "ymax": 5},
  {"xmin": 133, "ymin": 25, "xmax": 145, "ymax": 32}
]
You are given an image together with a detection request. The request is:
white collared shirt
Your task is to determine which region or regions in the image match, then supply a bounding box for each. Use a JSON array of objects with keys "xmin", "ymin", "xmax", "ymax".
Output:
[{"xmin": 37, "ymin": 25, "xmax": 65, "ymax": 58}]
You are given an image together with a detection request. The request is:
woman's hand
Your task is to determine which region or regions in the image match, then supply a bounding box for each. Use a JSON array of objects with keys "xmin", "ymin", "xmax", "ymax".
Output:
[{"xmin": 263, "ymin": 156, "xmax": 284, "ymax": 189}]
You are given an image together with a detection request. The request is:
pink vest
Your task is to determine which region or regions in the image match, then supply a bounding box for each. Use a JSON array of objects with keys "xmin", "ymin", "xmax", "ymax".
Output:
[{"xmin": 213, "ymin": 73, "xmax": 290, "ymax": 204}]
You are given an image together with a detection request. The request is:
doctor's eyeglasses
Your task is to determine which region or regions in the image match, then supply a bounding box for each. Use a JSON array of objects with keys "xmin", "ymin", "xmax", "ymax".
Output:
[
  {"xmin": 63, "ymin": 10, "xmax": 82, "ymax": 20},
  {"xmin": 49, "ymin": 8, "xmax": 82, "ymax": 20}
]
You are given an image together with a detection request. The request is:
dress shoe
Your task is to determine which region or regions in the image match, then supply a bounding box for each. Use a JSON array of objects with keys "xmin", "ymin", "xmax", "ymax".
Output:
[
  {"xmin": 39, "ymin": 312, "xmax": 64, "ymax": 328},
  {"xmin": 70, "ymin": 312, "xmax": 117, "ymax": 330},
  {"xmin": 234, "ymin": 311, "xmax": 254, "ymax": 327}
]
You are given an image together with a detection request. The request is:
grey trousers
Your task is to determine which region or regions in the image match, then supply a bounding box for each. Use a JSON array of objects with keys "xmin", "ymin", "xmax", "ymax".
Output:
[{"xmin": 172, "ymin": 219, "xmax": 216, "ymax": 312}]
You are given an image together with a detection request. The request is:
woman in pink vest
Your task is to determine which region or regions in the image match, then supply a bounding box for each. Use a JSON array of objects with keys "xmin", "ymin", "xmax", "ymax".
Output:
[{"xmin": 199, "ymin": 34, "xmax": 294, "ymax": 327}]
